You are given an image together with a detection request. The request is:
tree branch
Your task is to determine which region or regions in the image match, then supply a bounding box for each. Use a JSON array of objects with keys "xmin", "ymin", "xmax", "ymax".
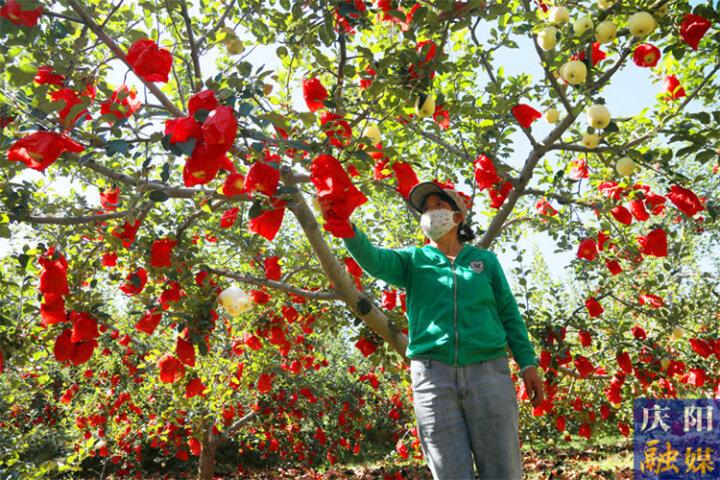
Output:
[
  {"xmin": 278, "ymin": 164, "xmax": 410, "ymax": 361},
  {"xmin": 24, "ymin": 202, "xmax": 154, "ymax": 225},
  {"xmin": 179, "ymin": 0, "xmax": 203, "ymax": 92},
  {"xmin": 206, "ymin": 267, "xmax": 341, "ymax": 301},
  {"xmin": 476, "ymin": 112, "xmax": 578, "ymax": 249}
]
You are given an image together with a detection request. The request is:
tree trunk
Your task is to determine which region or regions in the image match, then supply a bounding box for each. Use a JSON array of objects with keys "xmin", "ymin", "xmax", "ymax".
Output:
[{"xmin": 197, "ymin": 424, "xmax": 219, "ymax": 480}]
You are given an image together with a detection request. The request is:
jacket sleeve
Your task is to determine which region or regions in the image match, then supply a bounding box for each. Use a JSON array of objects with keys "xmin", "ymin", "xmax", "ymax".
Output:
[
  {"xmin": 341, "ymin": 222, "xmax": 413, "ymax": 288},
  {"xmin": 489, "ymin": 252, "xmax": 538, "ymax": 370}
]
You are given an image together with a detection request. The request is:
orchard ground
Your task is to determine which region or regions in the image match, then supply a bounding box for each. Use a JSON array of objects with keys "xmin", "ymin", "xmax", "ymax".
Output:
[{"xmin": 78, "ymin": 434, "xmax": 634, "ymax": 479}]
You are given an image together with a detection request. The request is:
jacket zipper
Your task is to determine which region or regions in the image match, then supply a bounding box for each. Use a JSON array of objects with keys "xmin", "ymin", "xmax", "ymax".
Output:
[{"xmin": 451, "ymin": 258, "xmax": 458, "ymax": 367}]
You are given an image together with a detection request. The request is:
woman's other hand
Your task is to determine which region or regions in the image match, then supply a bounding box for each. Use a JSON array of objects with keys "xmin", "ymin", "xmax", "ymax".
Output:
[{"xmin": 521, "ymin": 366, "xmax": 544, "ymax": 408}]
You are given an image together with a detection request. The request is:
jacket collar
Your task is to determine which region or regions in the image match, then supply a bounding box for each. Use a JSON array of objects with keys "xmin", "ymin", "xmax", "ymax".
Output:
[{"xmin": 424, "ymin": 242, "xmax": 470, "ymax": 264}]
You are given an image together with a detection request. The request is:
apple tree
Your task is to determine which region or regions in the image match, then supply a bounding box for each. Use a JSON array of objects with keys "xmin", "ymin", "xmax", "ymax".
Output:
[{"xmin": 1, "ymin": 0, "xmax": 719, "ymax": 478}]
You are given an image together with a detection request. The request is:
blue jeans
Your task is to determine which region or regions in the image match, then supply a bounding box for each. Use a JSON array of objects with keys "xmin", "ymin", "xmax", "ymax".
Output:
[{"xmin": 410, "ymin": 356, "xmax": 523, "ymax": 480}]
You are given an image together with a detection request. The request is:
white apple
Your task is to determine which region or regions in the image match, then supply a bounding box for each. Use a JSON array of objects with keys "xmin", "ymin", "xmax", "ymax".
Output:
[
  {"xmin": 548, "ymin": 6, "xmax": 570, "ymax": 24},
  {"xmin": 573, "ymin": 15, "xmax": 594, "ymax": 36},
  {"xmin": 615, "ymin": 156, "xmax": 635, "ymax": 176},
  {"xmin": 545, "ymin": 108, "xmax": 560, "ymax": 123},
  {"xmin": 581, "ymin": 133, "xmax": 600, "ymax": 149},
  {"xmin": 595, "ymin": 20, "xmax": 617, "ymax": 43},
  {"xmin": 597, "ymin": 0, "xmax": 614, "ymax": 9},
  {"xmin": 560, "ymin": 60, "xmax": 587, "ymax": 85},
  {"xmin": 586, "ymin": 104, "xmax": 611, "ymax": 129},
  {"xmin": 362, "ymin": 125, "xmax": 381, "ymax": 145},
  {"xmin": 537, "ymin": 26, "xmax": 558, "ymax": 51},
  {"xmin": 218, "ymin": 285, "xmax": 254, "ymax": 317},
  {"xmin": 628, "ymin": 12, "xmax": 656, "ymax": 37},
  {"xmin": 415, "ymin": 94, "xmax": 435, "ymax": 117}
]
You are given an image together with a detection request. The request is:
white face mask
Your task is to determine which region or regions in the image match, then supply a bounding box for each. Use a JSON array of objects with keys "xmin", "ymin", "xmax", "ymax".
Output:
[{"xmin": 420, "ymin": 209, "xmax": 459, "ymax": 240}]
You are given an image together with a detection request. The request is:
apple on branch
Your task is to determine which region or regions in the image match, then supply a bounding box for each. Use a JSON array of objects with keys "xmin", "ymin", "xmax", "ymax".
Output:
[
  {"xmin": 615, "ymin": 156, "xmax": 635, "ymax": 176},
  {"xmin": 595, "ymin": 20, "xmax": 617, "ymax": 44},
  {"xmin": 581, "ymin": 133, "xmax": 600, "ymax": 149},
  {"xmin": 547, "ymin": 6, "xmax": 569, "ymax": 24},
  {"xmin": 218, "ymin": 285, "xmax": 254, "ymax": 317},
  {"xmin": 415, "ymin": 93, "xmax": 435, "ymax": 117},
  {"xmin": 537, "ymin": 26, "xmax": 558, "ymax": 51},
  {"xmin": 362, "ymin": 124, "xmax": 381, "ymax": 145},
  {"xmin": 560, "ymin": 60, "xmax": 587, "ymax": 85},
  {"xmin": 545, "ymin": 108, "xmax": 560, "ymax": 123},
  {"xmin": 573, "ymin": 15, "xmax": 594, "ymax": 36},
  {"xmin": 586, "ymin": 104, "xmax": 611, "ymax": 129},
  {"xmin": 628, "ymin": 12, "xmax": 656, "ymax": 38}
]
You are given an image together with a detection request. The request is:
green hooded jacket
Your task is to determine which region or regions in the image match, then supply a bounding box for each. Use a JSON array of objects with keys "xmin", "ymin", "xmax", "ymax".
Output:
[{"xmin": 342, "ymin": 222, "xmax": 538, "ymax": 370}]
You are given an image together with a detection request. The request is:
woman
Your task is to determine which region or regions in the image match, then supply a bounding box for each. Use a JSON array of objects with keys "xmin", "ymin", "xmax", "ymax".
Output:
[{"xmin": 340, "ymin": 181, "xmax": 544, "ymax": 479}]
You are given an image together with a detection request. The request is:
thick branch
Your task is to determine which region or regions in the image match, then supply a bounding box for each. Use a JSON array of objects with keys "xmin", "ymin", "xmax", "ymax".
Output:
[
  {"xmin": 476, "ymin": 112, "xmax": 578, "ymax": 248},
  {"xmin": 278, "ymin": 165, "xmax": 410, "ymax": 361},
  {"xmin": 206, "ymin": 267, "xmax": 342, "ymax": 301},
  {"xmin": 215, "ymin": 411, "xmax": 258, "ymax": 444},
  {"xmin": 78, "ymin": 158, "xmax": 240, "ymax": 200},
  {"xmin": 24, "ymin": 202, "xmax": 154, "ymax": 225}
]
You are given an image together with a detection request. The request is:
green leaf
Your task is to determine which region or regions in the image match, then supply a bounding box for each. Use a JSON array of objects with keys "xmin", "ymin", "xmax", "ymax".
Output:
[
  {"xmin": 353, "ymin": 149, "xmax": 373, "ymax": 163},
  {"xmin": 16, "ymin": 253, "xmax": 29, "ymax": 269},
  {"xmin": 238, "ymin": 102, "xmax": 253, "ymax": 116},
  {"xmin": 160, "ymin": 162, "xmax": 172, "ymax": 183},
  {"xmin": 176, "ymin": 138, "xmax": 197, "ymax": 156},
  {"xmin": 105, "ymin": 139, "xmax": 129, "ymax": 156},
  {"xmin": 193, "ymin": 109, "xmax": 210, "ymax": 123},
  {"xmin": 696, "ymin": 150, "xmax": 716, "ymax": 164},
  {"xmin": 148, "ymin": 190, "xmax": 169, "ymax": 202},
  {"xmin": 249, "ymin": 200, "xmax": 262, "ymax": 219},
  {"xmin": 603, "ymin": 121, "xmax": 619, "ymax": 134}
]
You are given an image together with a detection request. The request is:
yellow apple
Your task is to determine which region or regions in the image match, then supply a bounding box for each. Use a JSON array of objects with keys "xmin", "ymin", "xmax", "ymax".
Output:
[
  {"xmin": 615, "ymin": 157, "xmax": 635, "ymax": 176},
  {"xmin": 226, "ymin": 39, "xmax": 244, "ymax": 55},
  {"xmin": 660, "ymin": 358, "xmax": 670, "ymax": 370},
  {"xmin": 595, "ymin": 20, "xmax": 617, "ymax": 43},
  {"xmin": 362, "ymin": 125, "xmax": 381, "ymax": 145},
  {"xmin": 597, "ymin": 0, "xmax": 614, "ymax": 9},
  {"xmin": 537, "ymin": 26, "xmax": 558, "ymax": 51},
  {"xmin": 628, "ymin": 12, "xmax": 656, "ymax": 37},
  {"xmin": 672, "ymin": 327, "xmax": 683, "ymax": 339},
  {"xmin": 573, "ymin": 15, "xmax": 594, "ymax": 36},
  {"xmin": 545, "ymin": 108, "xmax": 560, "ymax": 123},
  {"xmin": 581, "ymin": 133, "xmax": 600, "ymax": 149},
  {"xmin": 218, "ymin": 285, "xmax": 254, "ymax": 317},
  {"xmin": 586, "ymin": 104, "xmax": 611, "ymax": 129},
  {"xmin": 548, "ymin": 6, "xmax": 570, "ymax": 24},
  {"xmin": 312, "ymin": 196, "xmax": 321, "ymax": 211},
  {"xmin": 560, "ymin": 60, "xmax": 587, "ymax": 85},
  {"xmin": 655, "ymin": 4, "xmax": 668, "ymax": 16},
  {"xmin": 415, "ymin": 94, "xmax": 435, "ymax": 117}
]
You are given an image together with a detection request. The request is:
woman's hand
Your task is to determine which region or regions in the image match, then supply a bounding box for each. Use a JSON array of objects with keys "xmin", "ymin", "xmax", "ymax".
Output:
[{"xmin": 520, "ymin": 366, "xmax": 544, "ymax": 408}]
